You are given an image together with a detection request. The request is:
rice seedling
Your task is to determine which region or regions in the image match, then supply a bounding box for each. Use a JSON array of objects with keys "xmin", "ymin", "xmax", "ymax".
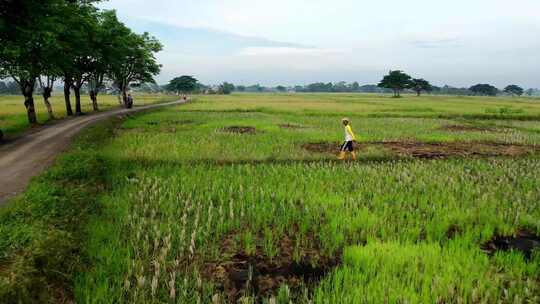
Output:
[{"xmin": 69, "ymin": 94, "xmax": 540, "ymax": 303}]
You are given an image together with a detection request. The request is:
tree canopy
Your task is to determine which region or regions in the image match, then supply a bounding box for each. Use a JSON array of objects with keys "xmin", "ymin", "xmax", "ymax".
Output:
[
  {"xmin": 503, "ymin": 85, "xmax": 524, "ymax": 96},
  {"xmin": 219, "ymin": 82, "xmax": 235, "ymax": 95},
  {"xmin": 378, "ymin": 70, "xmax": 413, "ymax": 97},
  {"xmin": 166, "ymin": 76, "xmax": 199, "ymax": 94},
  {"xmin": 470, "ymin": 84, "xmax": 499, "ymax": 96},
  {"xmin": 410, "ymin": 78, "xmax": 432, "ymax": 96},
  {"xmin": 0, "ymin": 1, "xmax": 162, "ymax": 123}
]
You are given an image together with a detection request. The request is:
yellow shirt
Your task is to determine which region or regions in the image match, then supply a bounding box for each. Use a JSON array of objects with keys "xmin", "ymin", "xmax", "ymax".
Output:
[{"xmin": 345, "ymin": 125, "xmax": 356, "ymax": 141}]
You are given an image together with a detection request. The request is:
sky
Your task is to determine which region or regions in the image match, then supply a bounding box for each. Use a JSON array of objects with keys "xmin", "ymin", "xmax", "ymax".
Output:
[{"xmin": 99, "ymin": 0, "xmax": 540, "ymax": 88}]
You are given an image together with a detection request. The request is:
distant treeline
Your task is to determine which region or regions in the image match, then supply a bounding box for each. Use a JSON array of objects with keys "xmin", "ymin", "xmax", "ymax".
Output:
[{"xmin": 229, "ymin": 82, "xmax": 540, "ymax": 96}]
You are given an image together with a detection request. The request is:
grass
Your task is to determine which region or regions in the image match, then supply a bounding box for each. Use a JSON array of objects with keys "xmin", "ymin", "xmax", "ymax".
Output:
[
  {"xmin": 1, "ymin": 93, "xmax": 540, "ymax": 303},
  {"xmin": 0, "ymin": 93, "xmax": 177, "ymax": 138},
  {"xmin": 0, "ymin": 118, "xmax": 115, "ymax": 303}
]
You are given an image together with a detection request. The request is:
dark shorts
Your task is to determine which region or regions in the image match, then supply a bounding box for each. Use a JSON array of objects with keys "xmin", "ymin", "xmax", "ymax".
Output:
[{"xmin": 340, "ymin": 141, "xmax": 354, "ymax": 152}]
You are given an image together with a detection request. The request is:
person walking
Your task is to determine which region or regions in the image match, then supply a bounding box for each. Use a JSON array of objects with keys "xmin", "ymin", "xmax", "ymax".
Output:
[
  {"xmin": 338, "ymin": 118, "xmax": 357, "ymax": 160},
  {"xmin": 126, "ymin": 93, "xmax": 134, "ymax": 108}
]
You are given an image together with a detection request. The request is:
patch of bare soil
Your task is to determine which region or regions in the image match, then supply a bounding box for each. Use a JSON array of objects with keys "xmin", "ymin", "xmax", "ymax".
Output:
[
  {"xmin": 302, "ymin": 141, "xmax": 539, "ymax": 159},
  {"xmin": 220, "ymin": 126, "xmax": 257, "ymax": 134},
  {"xmin": 279, "ymin": 124, "xmax": 306, "ymax": 130},
  {"xmin": 440, "ymin": 125, "xmax": 497, "ymax": 132},
  {"xmin": 445, "ymin": 224, "xmax": 462, "ymax": 239},
  {"xmin": 203, "ymin": 233, "xmax": 340, "ymax": 302},
  {"xmin": 302, "ymin": 142, "xmax": 359, "ymax": 155},
  {"xmin": 482, "ymin": 230, "xmax": 540, "ymax": 259}
]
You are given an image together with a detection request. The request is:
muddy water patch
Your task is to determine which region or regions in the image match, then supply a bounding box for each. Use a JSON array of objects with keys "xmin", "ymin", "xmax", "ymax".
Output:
[
  {"xmin": 302, "ymin": 141, "xmax": 539, "ymax": 159},
  {"xmin": 482, "ymin": 230, "xmax": 540, "ymax": 259}
]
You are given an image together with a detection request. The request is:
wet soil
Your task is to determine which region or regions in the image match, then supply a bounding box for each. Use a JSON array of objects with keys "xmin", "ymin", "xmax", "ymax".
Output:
[
  {"xmin": 220, "ymin": 126, "xmax": 257, "ymax": 134},
  {"xmin": 445, "ymin": 224, "xmax": 462, "ymax": 239},
  {"xmin": 203, "ymin": 233, "xmax": 340, "ymax": 302},
  {"xmin": 482, "ymin": 230, "xmax": 540, "ymax": 259},
  {"xmin": 302, "ymin": 141, "xmax": 539, "ymax": 159}
]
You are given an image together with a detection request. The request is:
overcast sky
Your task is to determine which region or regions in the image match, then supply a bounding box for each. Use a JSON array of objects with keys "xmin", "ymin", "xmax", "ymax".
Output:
[{"xmin": 100, "ymin": 0, "xmax": 540, "ymax": 88}]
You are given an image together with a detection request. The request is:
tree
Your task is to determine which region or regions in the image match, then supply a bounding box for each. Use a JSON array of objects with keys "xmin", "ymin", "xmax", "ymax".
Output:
[
  {"xmin": 0, "ymin": 81, "xmax": 7, "ymax": 94},
  {"xmin": 219, "ymin": 82, "xmax": 235, "ymax": 95},
  {"xmin": 378, "ymin": 70, "xmax": 413, "ymax": 97},
  {"xmin": 350, "ymin": 82, "xmax": 360, "ymax": 92},
  {"xmin": 276, "ymin": 85, "xmax": 287, "ymax": 92},
  {"xmin": 55, "ymin": 1, "xmax": 96, "ymax": 115},
  {"xmin": 236, "ymin": 85, "xmax": 246, "ymax": 92},
  {"xmin": 87, "ymin": 10, "xmax": 121, "ymax": 112},
  {"xmin": 246, "ymin": 84, "xmax": 264, "ymax": 92},
  {"xmin": 166, "ymin": 76, "xmax": 198, "ymax": 94},
  {"xmin": 0, "ymin": 0, "xmax": 65, "ymax": 124},
  {"xmin": 410, "ymin": 78, "xmax": 432, "ymax": 96},
  {"xmin": 71, "ymin": 8, "xmax": 97, "ymax": 115},
  {"xmin": 108, "ymin": 19, "xmax": 162, "ymax": 108},
  {"xmin": 37, "ymin": 76, "xmax": 56, "ymax": 119},
  {"xmin": 503, "ymin": 85, "xmax": 524, "ymax": 96},
  {"xmin": 470, "ymin": 84, "xmax": 498, "ymax": 96}
]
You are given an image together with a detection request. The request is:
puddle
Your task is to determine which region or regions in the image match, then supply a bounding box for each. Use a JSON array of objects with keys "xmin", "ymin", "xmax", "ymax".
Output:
[{"xmin": 482, "ymin": 230, "xmax": 540, "ymax": 259}]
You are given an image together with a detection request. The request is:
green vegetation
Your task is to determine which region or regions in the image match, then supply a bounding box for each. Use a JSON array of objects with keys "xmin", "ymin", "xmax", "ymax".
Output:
[
  {"xmin": 1, "ymin": 93, "xmax": 540, "ymax": 303},
  {"xmin": 0, "ymin": 94, "xmax": 177, "ymax": 138},
  {"xmin": 0, "ymin": 118, "xmax": 115, "ymax": 302},
  {"xmin": 0, "ymin": 0, "xmax": 162, "ymax": 127}
]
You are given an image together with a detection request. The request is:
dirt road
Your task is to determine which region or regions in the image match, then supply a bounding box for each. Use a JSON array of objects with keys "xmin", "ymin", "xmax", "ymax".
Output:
[{"xmin": 0, "ymin": 100, "xmax": 184, "ymax": 205}]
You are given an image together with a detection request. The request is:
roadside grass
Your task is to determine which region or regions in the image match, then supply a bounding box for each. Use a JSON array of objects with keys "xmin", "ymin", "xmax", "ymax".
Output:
[
  {"xmin": 0, "ymin": 93, "xmax": 177, "ymax": 138},
  {"xmin": 0, "ymin": 118, "xmax": 117, "ymax": 303}
]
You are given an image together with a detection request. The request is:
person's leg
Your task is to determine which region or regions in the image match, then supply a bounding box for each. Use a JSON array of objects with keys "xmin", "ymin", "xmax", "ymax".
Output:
[
  {"xmin": 349, "ymin": 141, "xmax": 357, "ymax": 160},
  {"xmin": 338, "ymin": 142, "xmax": 347, "ymax": 160}
]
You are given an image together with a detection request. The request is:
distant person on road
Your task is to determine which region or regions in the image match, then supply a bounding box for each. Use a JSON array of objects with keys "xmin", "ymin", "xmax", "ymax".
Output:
[
  {"xmin": 338, "ymin": 118, "xmax": 357, "ymax": 160},
  {"xmin": 126, "ymin": 93, "xmax": 134, "ymax": 108}
]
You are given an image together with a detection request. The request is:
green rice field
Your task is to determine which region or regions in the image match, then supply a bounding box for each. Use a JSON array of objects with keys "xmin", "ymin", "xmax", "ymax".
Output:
[{"xmin": 1, "ymin": 93, "xmax": 539, "ymax": 303}]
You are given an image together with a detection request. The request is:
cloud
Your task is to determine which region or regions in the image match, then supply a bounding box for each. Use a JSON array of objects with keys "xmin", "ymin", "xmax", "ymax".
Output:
[
  {"xmin": 238, "ymin": 47, "xmax": 341, "ymax": 56},
  {"xmin": 410, "ymin": 38, "xmax": 461, "ymax": 49},
  {"xmin": 101, "ymin": 0, "xmax": 540, "ymax": 88}
]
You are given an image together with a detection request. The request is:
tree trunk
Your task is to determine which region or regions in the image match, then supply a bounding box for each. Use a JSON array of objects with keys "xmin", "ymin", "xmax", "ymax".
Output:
[
  {"xmin": 74, "ymin": 86, "xmax": 83, "ymax": 115},
  {"xmin": 43, "ymin": 96, "xmax": 54, "ymax": 119},
  {"xmin": 42, "ymin": 87, "xmax": 55, "ymax": 119},
  {"xmin": 117, "ymin": 93, "xmax": 123, "ymax": 106},
  {"xmin": 416, "ymin": 90, "xmax": 421, "ymax": 97},
  {"xmin": 22, "ymin": 81, "xmax": 37, "ymax": 124},
  {"xmin": 122, "ymin": 89, "xmax": 131, "ymax": 109},
  {"xmin": 90, "ymin": 90, "xmax": 99, "ymax": 111},
  {"xmin": 64, "ymin": 81, "xmax": 73, "ymax": 116}
]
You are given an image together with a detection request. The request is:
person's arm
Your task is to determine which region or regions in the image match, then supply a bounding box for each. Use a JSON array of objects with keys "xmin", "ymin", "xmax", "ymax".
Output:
[{"xmin": 346, "ymin": 125, "xmax": 357, "ymax": 141}]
